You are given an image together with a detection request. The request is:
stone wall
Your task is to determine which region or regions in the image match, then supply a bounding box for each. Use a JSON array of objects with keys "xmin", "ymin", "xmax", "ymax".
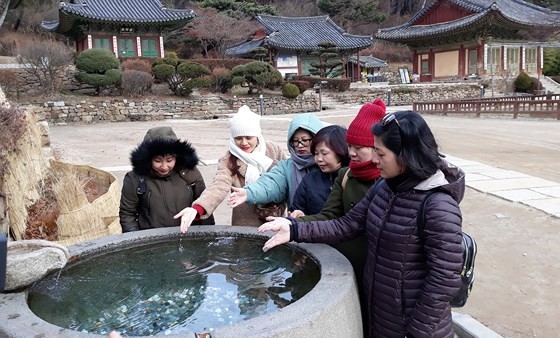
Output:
[
  {"xmin": 23, "ymin": 95, "xmax": 321, "ymax": 124},
  {"xmin": 328, "ymin": 83, "xmax": 480, "ymax": 106},
  {"xmin": 18, "ymin": 83, "xmax": 481, "ymax": 124},
  {"xmin": 0, "ymin": 65, "xmax": 83, "ymax": 98}
]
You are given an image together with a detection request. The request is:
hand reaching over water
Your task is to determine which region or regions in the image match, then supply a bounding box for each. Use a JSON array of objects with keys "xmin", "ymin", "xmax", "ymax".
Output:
[
  {"xmin": 173, "ymin": 207, "xmax": 198, "ymax": 233},
  {"xmin": 227, "ymin": 186, "xmax": 248, "ymax": 208},
  {"xmin": 258, "ymin": 216, "xmax": 291, "ymax": 252}
]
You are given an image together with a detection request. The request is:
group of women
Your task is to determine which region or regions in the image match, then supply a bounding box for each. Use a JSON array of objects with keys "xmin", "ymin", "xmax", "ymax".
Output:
[{"xmin": 117, "ymin": 100, "xmax": 465, "ymax": 338}]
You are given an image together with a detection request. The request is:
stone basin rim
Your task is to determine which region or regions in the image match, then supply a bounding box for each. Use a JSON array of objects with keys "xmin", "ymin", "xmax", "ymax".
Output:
[{"xmin": 0, "ymin": 225, "xmax": 363, "ymax": 338}]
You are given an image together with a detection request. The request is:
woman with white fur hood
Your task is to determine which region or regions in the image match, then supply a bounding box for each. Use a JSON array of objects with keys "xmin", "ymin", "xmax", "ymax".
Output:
[{"xmin": 174, "ymin": 105, "xmax": 286, "ymax": 231}]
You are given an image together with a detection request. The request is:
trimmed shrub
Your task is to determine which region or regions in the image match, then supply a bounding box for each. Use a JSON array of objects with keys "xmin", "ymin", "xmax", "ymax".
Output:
[
  {"xmin": 75, "ymin": 49, "xmax": 120, "ymax": 74},
  {"xmin": 292, "ymin": 76, "xmax": 351, "ymax": 92},
  {"xmin": 75, "ymin": 49, "xmax": 121, "ymax": 94},
  {"xmin": 282, "ymin": 83, "xmax": 300, "ymax": 99},
  {"xmin": 231, "ymin": 61, "xmax": 284, "ymax": 94},
  {"xmin": 289, "ymin": 80, "xmax": 309, "ymax": 94},
  {"xmin": 152, "ymin": 60, "xmax": 211, "ymax": 96},
  {"xmin": 514, "ymin": 72, "xmax": 532, "ymax": 92},
  {"xmin": 121, "ymin": 70, "xmax": 153, "ymax": 97},
  {"xmin": 153, "ymin": 57, "xmax": 179, "ymax": 68},
  {"xmin": 75, "ymin": 69, "xmax": 122, "ymax": 88},
  {"xmin": 121, "ymin": 59, "xmax": 152, "ymax": 74},
  {"xmin": 153, "ymin": 64, "xmax": 175, "ymax": 81}
]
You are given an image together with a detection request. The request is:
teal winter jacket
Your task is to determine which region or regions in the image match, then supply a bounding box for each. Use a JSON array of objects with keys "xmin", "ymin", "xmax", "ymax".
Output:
[{"xmin": 245, "ymin": 113, "xmax": 323, "ymax": 206}]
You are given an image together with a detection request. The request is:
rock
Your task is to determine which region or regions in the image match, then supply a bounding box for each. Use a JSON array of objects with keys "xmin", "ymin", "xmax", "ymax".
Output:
[{"xmin": 5, "ymin": 240, "xmax": 70, "ymax": 291}]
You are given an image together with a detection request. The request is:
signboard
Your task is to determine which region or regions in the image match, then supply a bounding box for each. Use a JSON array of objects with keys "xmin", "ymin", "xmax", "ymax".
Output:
[
  {"xmin": 276, "ymin": 55, "xmax": 298, "ymax": 68},
  {"xmin": 399, "ymin": 67, "xmax": 410, "ymax": 84}
]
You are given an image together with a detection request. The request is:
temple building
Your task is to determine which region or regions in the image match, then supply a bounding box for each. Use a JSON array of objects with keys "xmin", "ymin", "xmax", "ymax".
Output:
[
  {"xmin": 41, "ymin": 0, "xmax": 195, "ymax": 58},
  {"xmin": 225, "ymin": 15, "xmax": 372, "ymax": 80},
  {"xmin": 376, "ymin": 0, "xmax": 560, "ymax": 82}
]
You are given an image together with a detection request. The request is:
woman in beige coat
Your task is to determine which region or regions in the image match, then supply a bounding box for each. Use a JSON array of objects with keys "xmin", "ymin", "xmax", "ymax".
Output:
[{"xmin": 174, "ymin": 105, "xmax": 285, "ymax": 231}]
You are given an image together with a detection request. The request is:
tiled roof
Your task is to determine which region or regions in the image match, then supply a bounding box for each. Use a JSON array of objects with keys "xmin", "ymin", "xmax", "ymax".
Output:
[
  {"xmin": 377, "ymin": 0, "xmax": 560, "ymax": 42},
  {"xmin": 349, "ymin": 55, "xmax": 388, "ymax": 68},
  {"xmin": 239, "ymin": 15, "xmax": 371, "ymax": 52},
  {"xmin": 42, "ymin": 0, "xmax": 194, "ymax": 31},
  {"xmin": 224, "ymin": 38, "xmax": 265, "ymax": 56}
]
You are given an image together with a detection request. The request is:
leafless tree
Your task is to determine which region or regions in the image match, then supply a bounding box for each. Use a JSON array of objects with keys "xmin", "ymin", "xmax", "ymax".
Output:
[
  {"xmin": 185, "ymin": 7, "xmax": 258, "ymax": 58},
  {"xmin": 16, "ymin": 39, "xmax": 72, "ymax": 94}
]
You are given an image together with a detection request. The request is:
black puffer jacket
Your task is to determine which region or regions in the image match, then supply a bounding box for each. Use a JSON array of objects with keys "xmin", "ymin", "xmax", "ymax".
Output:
[
  {"xmin": 293, "ymin": 159, "xmax": 464, "ymax": 338},
  {"xmin": 119, "ymin": 126, "xmax": 214, "ymax": 232},
  {"xmin": 289, "ymin": 168, "xmax": 340, "ymax": 215}
]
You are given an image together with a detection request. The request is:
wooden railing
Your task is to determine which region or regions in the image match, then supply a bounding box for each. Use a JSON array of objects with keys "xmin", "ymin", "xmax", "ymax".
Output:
[
  {"xmin": 455, "ymin": 93, "xmax": 560, "ymax": 102},
  {"xmin": 413, "ymin": 96, "xmax": 560, "ymax": 120}
]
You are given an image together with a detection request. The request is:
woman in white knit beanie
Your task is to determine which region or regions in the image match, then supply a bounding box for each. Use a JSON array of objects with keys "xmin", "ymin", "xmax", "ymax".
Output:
[{"xmin": 174, "ymin": 105, "xmax": 286, "ymax": 230}]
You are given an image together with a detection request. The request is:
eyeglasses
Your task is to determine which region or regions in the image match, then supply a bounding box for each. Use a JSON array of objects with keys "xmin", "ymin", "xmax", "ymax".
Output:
[
  {"xmin": 380, "ymin": 113, "xmax": 400, "ymax": 129},
  {"xmin": 291, "ymin": 138, "xmax": 312, "ymax": 147}
]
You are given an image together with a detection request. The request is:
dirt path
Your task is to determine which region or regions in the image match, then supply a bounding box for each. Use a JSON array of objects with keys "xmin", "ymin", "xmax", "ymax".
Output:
[{"xmin": 48, "ymin": 112, "xmax": 560, "ymax": 338}]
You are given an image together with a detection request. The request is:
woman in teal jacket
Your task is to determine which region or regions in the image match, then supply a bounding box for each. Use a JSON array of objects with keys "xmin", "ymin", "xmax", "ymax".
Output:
[{"xmin": 228, "ymin": 113, "xmax": 323, "ymax": 209}]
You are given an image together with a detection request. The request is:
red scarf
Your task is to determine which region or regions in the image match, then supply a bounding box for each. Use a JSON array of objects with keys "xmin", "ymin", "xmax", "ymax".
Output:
[{"xmin": 349, "ymin": 160, "xmax": 380, "ymax": 181}]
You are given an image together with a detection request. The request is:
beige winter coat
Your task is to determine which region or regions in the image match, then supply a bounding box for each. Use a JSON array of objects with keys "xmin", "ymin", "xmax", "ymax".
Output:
[{"xmin": 193, "ymin": 142, "xmax": 286, "ymax": 226}]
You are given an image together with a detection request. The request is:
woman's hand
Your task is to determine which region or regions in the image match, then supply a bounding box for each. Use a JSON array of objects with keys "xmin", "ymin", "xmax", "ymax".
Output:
[
  {"xmin": 258, "ymin": 216, "xmax": 291, "ymax": 251},
  {"xmin": 227, "ymin": 186, "xmax": 248, "ymax": 208},
  {"xmin": 289, "ymin": 210, "xmax": 305, "ymax": 218},
  {"xmin": 173, "ymin": 207, "xmax": 198, "ymax": 233}
]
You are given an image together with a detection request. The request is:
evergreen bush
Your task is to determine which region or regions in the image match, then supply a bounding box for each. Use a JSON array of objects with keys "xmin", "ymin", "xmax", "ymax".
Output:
[
  {"xmin": 152, "ymin": 60, "xmax": 211, "ymax": 96},
  {"xmin": 74, "ymin": 49, "xmax": 121, "ymax": 94},
  {"xmin": 282, "ymin": 83, "xmax": 300, "ymax": 99},
  {"xmin": 514, "ymin": 72, "xmax": 532, "ymax": 92},
  {"xmin": 75, "ymin": 49, "xmax": 120, "ymax": 74}
]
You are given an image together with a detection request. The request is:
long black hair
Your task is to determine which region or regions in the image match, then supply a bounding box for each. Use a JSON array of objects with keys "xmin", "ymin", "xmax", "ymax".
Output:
[{"xmin": 371, "ymin": 110, "xmax": 443, "ymax": 180}]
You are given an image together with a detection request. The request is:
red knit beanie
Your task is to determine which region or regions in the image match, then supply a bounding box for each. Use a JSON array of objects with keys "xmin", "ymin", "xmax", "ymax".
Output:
[{"xmin": 346, "ymin": 98, "xmax": 387, "ymax": 147}]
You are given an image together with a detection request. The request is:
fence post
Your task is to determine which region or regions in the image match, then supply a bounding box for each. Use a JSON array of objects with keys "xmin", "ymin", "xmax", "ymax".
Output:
[{"xmin": 513, "ymin": 102, "xmax": 519, "ymax": 119}]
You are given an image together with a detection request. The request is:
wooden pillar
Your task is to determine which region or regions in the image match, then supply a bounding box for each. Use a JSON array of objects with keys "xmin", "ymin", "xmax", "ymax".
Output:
[
  {"xmin": 458, "ymin": 45, "xmax": 465, "ymax": 77},
  {"xmin": 297, "ymin": 53, "xmax": 302, "ymax": 76},
  {"xmin": 413, "ymin": 50, "xmax": 418, "ymax": 74},
  {"xmin": 429, "ymin": 49, "xmax": 434, "ymax": 80}
]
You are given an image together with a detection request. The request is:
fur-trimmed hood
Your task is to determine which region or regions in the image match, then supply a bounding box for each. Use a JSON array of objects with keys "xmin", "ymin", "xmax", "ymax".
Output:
[{"xmin": 130, "ymin": 126, "xmax": 199, "ymax": 176}]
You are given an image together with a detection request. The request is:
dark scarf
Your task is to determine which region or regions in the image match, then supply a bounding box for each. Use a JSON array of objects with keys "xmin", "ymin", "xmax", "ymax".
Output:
[{"xmin": 349, "ymin": 161, "xmax": 380, "ymax": 182}]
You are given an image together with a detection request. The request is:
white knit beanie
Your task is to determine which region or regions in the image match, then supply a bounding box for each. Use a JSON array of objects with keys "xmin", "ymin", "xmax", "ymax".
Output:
[{"xmin": 229, "ymin": 105, "xmax": 262, "ymax": 138}]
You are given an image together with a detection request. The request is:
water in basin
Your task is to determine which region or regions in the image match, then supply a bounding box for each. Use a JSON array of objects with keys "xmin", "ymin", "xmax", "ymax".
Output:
[{"xmin": 28, "ymin": 236, "xmax": 320, "ymax": 336}]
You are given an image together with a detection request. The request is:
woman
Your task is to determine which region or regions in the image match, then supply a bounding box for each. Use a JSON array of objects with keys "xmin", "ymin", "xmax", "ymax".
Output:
[
  {"xmin": 291, "ymin": 99, "xmax": 385, "ymax": 333},
  {"xmin": 259, "ymin": 110, "xmax": 465, "ymax": 338},
  {"xmin": 227, "ymin": 113, "xmax": 323, "ymax": 210},
  {"xmin": 174, "ymin": 105, "xmax": 285, "ymax": 232},
  {"xmin": 119, "ymin": 126, "xmax": 214, "ymax": 232},
  {"xmin": 289, "ymin": 124, "xmax": 349, "ymax": 216}
]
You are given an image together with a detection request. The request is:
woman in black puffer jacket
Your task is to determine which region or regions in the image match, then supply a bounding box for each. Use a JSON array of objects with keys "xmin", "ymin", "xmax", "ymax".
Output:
[{"xmin": 259, "ymin": 111, "xmax": 465, "ymax": 338}]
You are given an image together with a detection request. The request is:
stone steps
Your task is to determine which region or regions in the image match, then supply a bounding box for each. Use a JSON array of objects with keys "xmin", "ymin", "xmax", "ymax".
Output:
[{"xmin": 541, "ymin": 76, "xmax": 560, "ymax": 94}]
